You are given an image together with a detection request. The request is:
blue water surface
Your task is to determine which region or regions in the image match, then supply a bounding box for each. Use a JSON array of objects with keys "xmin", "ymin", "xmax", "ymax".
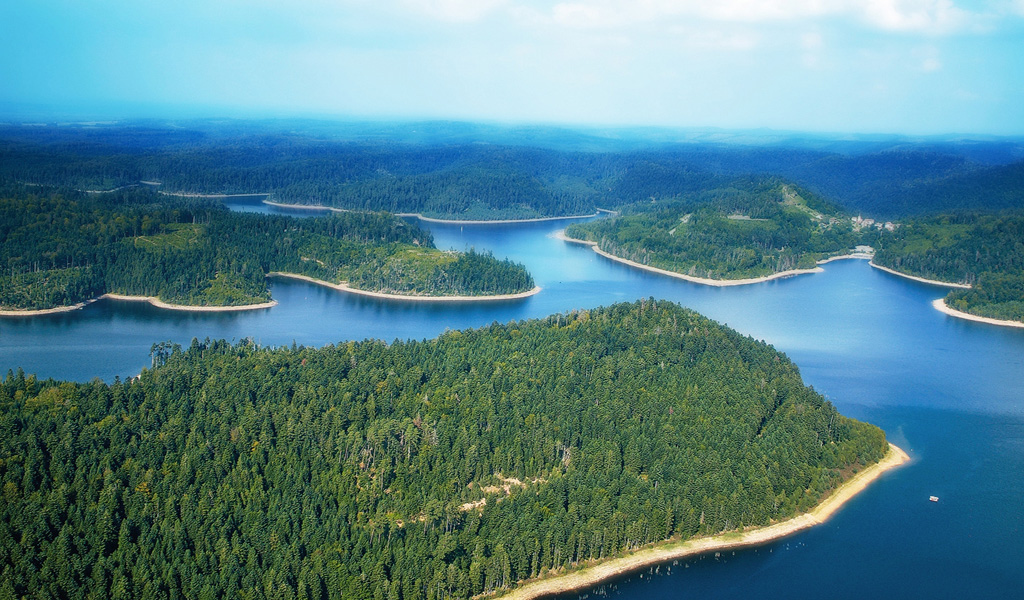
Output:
[{"xmin": 1, "ymin": 206, "xmax": 1022, "ymax": 598}]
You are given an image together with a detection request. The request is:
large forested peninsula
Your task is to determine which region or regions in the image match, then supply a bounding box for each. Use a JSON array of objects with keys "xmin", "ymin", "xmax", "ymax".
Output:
[
  {"xmin": 872, "ymin": 211, "xmax": 1024, "ymax": 323},
  {"xmin": 565, "ymin": 180, "xmax": 861, "ymax": 282},
  {"xmin": 0, "ymin": 300, "xmax": 889, "ymax": 599},
  {"xmin": 0, "ymin": 188, "xmax": 534, "ymax": 311}
]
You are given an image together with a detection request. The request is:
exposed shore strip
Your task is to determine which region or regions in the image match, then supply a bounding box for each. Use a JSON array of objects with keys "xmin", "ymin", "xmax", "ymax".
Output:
[
  {"xmin": 262, "ymin": 200, "xmax": 600, "ymax": 224},
  {"xmin": 499, "ymin": 443, "xmax": 909, "ymax": 600},
  {"xmin": 0, "ymin": 299, "xmax": 99, "ymax": 317},
  {"xmin": 868, "ymin": 263, "xmax": 971, "ymax": 288},
  {"xmin": 160, "ymin": 191, "xmax": 271, "ymax": 199},
  {"xmin": 405, "ymin": 212, "xmax": 600, "ymax": 225},
  {"xmin": 556, "ymin": 230, "xmax": 832, "ymax": 287},
  {"xmin": 99, "ymin": 294, "xmax": 278, "ymax": 312},
  {"xmin": 932, "ymin": 298, "xmax": 1024, "ymax": 329},
  {"xmin": 0, "ymin": 295, "xmax": 276, "ymax": 316},
  {"xmin": 1, "ymin": 273, "xmax": 541, "ymax": 316},
  {"xmin": 817, "ymin": 252, "xmax": 874, "ymax": 264},
  {"xmin": 269, "ymin": 272, "xmax": 541, "ymax": 302}
]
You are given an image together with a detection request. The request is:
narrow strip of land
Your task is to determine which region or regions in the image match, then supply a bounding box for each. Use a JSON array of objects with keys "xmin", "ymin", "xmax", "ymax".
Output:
[
  {"xmin": 817, "ymin": 252, "xmax": 874, "ymax": 264},
  {"xmin": 498, "ymin": 443, "xmax": 909, "ymax": 600},
  {"xmin": 407, "ymin": 212, "xmax": 600, "ymax": 225},
  {"xmin": 869, "ymin": 263, "xmax": 971, "ymax": 288},
  {"xmin": 268, "ymin": 272, "xmax": 541, "ymax": 302},
  {"xmin": 99, "ymin": 294, "xmax": 278, "ymax": 312},
  {"xmin": 932, "ymin": 299, "xmax": 1024, "ymax": 329},
  {"xmin": 556, "ymin": 230, "xmax": 826, "ymax": 286},
  {"xmin": 0, "ymin": 300, "xmax": 98, "ymax": 317},
  {"xmin": 1, "ymin": 273, "xmax": 540, "ymax": 316},
  {"xmin": 261, "ymin": 200, "xmax": 599, "ymax": 224},
  {"xmin": 160, "ymin": 191, "xmax": 271, "ymax": 199}
]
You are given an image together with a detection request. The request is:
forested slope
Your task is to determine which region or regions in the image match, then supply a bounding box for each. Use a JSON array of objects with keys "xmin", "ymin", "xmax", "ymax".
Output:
[
  {"xmin": 873, "ymin": 211, "xmax": 1024, "ymax": 323},
  {"xmin": 0, "ymin": 188, "xmax": 534, "ymax": 310},
  {"xmin": 565, "ymin": 179, "xmax": 860, "ymax": 280},
  {"xmin": 0, "ymin": 300, "xmax": 888, "ymax": 599},
  {"xmin": 5, "ymin": 122, "xmax": 1020, "ymax": 221}
]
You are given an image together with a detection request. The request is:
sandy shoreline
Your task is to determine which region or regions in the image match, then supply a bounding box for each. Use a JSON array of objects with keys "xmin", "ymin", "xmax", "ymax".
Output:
[
  {"xmin": 498, "ymin": 443, "xmax": 909, "ymax": 600},
  {"xmin": 160, "ymin": 191, "xmax": 271, "ymax": 199},
  {"xmin": 268, "ymin": 272, "xmax": 542, "ymax": 302},
  {"xmin": 0, "ymin": 294, "xmax": 277, "ymax": 316},
  {"xmin": 261, "ymin": 200, "xmax": 599, "ymax": 224},
  {"xmin": 406, "ymin": 212, "xmax": 600, "ymax": 225},
  {"xmin": 556, "ymin": 230, "xmax": 831, "ymax": 287},
  {"xmin": 1, "ymin": 273, "xmax": 541, "ymax": 316},
  {"xmin": 869, "ymin": 263, "xmax": 971, "ymax": 288},
  {"xmin": 0, "ymin": 299, "xmax": 98, "ymax": 317},
  {"xmin": 932, "ymin": 298, "xmax": 1024, "ymax": 329},
  {"xmin": 817, "ymin": 252, "xmax": 874, "ymax": 264},
  {"xmin": 99, "ymin": 294, "xmax": 278, "ymax": 312}
]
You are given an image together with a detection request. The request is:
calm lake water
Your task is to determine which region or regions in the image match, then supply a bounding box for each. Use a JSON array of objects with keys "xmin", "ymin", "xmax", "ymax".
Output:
[{"xmin": 2, "ymin": 201, "xmax": 1022, "ymax": 598}]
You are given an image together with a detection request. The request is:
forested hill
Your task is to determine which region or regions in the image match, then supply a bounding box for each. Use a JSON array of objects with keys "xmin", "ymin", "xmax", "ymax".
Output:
[
  {"xmin": 872, "ymin": 211, "xmax": 1024, "ymax": 323},
  {"xmin": 565, "ymin": 179, "xmax": 862, "ymax": 281},
  {"xmin": 0, "ymin": 300, "xmax": 889, "ymax": 599},
  {"xmin": 3, "ymin": 121, "xmax": 1022, "ymax": 220},
  {"xmin": 0, "ymin": 187, "xmax": 534, "ymax": 310},
  {"xmin": 0, "ymin": 131, "xmax": 609, "ymax": 220}
]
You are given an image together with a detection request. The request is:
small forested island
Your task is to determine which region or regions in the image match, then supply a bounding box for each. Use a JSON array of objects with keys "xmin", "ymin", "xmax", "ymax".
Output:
[
  {"xmin": 0, "ymin": 300, "xmax": 896, "ymax": 599},
  {"xmin": 0, "ymin": 187, "xmax": 535, "ymax": 312},
  {"xmin": 564, "ymin": 179, "xmax": 861, "ymax": 283},
  {"xmin": 873, "ymin": 211, "xmax": 1024, "ymax": 324}
]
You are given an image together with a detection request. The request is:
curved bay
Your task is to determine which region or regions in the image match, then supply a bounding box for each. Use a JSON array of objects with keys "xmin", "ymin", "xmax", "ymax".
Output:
[{"xmin": 1, "ymin": 207, "xmax": 1022, "ymax": 598}]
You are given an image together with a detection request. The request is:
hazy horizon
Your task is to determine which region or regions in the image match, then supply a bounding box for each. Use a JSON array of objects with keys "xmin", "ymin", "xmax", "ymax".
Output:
[{"xmin": 3, "ymin": 1, "xmax": 1024, "ymax": 136}]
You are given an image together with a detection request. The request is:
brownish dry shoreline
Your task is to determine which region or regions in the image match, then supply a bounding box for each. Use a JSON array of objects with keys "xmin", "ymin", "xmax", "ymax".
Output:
[
  {"xmin": 268, "ymin": 272, "xmax": 541, "ymax": 302},
  {"xmin": 496, "ymin": 444, "xmax": 909, "ymax": 600}
]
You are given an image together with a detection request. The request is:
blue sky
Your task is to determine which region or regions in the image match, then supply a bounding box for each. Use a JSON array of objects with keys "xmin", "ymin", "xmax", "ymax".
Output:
[{"xmin": 2, "ymin": 0, "xmax": 1023, "ymax": 135}]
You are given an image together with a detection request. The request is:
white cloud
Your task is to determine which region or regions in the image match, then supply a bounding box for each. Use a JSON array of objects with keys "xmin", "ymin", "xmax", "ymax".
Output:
[
  {"xmin": 550, "ymin": 2, "xmax": 619, "ymax": 28},
  {"xmin": 913, "ymin": 45, "xmax": 943, "ymax": 71},
  {"xmin": 801, "ymin": 31, "xmax": 824, "ymax": 49},
  {"xmin": 861, "ymin": 0, "xmax": 968, "ymax": 33},
  {"xmin": 504, "ymin": 0, "xmax": 984, "ymax": 34},
  {"xmin": 800, "ymin": 31, "xmax": 825, "ymax": 68},
  {"xmin": 681, "ymin": 29, "xmax": 761, "ymax": 51},
  {"xmin": 400, "ymin": 0, "xmax": 509, "ymax": 22}
]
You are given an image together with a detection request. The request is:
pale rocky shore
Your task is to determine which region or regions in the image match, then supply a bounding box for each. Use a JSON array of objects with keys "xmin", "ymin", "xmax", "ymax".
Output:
[
  {"xmin": 268, "ymin": 272, "xmax": 541, "ymax": 302},
  {"xmin": 932, "ymin": 298, "xmax": 1024, "ymax": 329},
  {"xmin": 498, "ymin": 444, "xmax": 909, "ymax": 600},
  {"xmin": 555, "ymin": 230, "xmax": 859, "ymax": 287}
]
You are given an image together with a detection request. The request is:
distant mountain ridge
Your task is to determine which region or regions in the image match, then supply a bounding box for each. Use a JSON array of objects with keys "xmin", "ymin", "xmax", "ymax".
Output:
[{"xmin": 2, "ymin": 119, "xmax": 1022, "ymax": 219}]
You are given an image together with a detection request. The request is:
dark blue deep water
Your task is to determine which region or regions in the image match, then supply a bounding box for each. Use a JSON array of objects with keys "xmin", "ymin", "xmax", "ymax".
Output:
[{"xmin": 2, "ymin": 206, "xmax": 1022, "ymax": 598}]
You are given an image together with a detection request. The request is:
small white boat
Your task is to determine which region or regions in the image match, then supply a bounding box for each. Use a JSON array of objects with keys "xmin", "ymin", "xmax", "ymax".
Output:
[{"xmin": 929, "ymin": 496, "xmax": 939, "ymax": 502}]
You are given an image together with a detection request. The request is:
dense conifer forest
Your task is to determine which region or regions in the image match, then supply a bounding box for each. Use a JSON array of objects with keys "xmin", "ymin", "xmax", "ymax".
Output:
[
  {"xmin": 3, "ymin": 121, "xmax": 1022, "ymax": 220},
  {"xmin": 564, "ymin": 180, "xmax": 860, "ymax": 280},
  {"xmin": 0, "ymin": 187, "xmax": 534, "ymax": 310},
  {"xmin": 3, "ymin": 120, "xmax": 1021, "ymax": 316},
  {"xmin": 872, "ymin": 211, "xmax": 1024, "ymax": 322},
  {"xmin": 0, "ymin": 300, "xmax": 888, "ymax": 599}
]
